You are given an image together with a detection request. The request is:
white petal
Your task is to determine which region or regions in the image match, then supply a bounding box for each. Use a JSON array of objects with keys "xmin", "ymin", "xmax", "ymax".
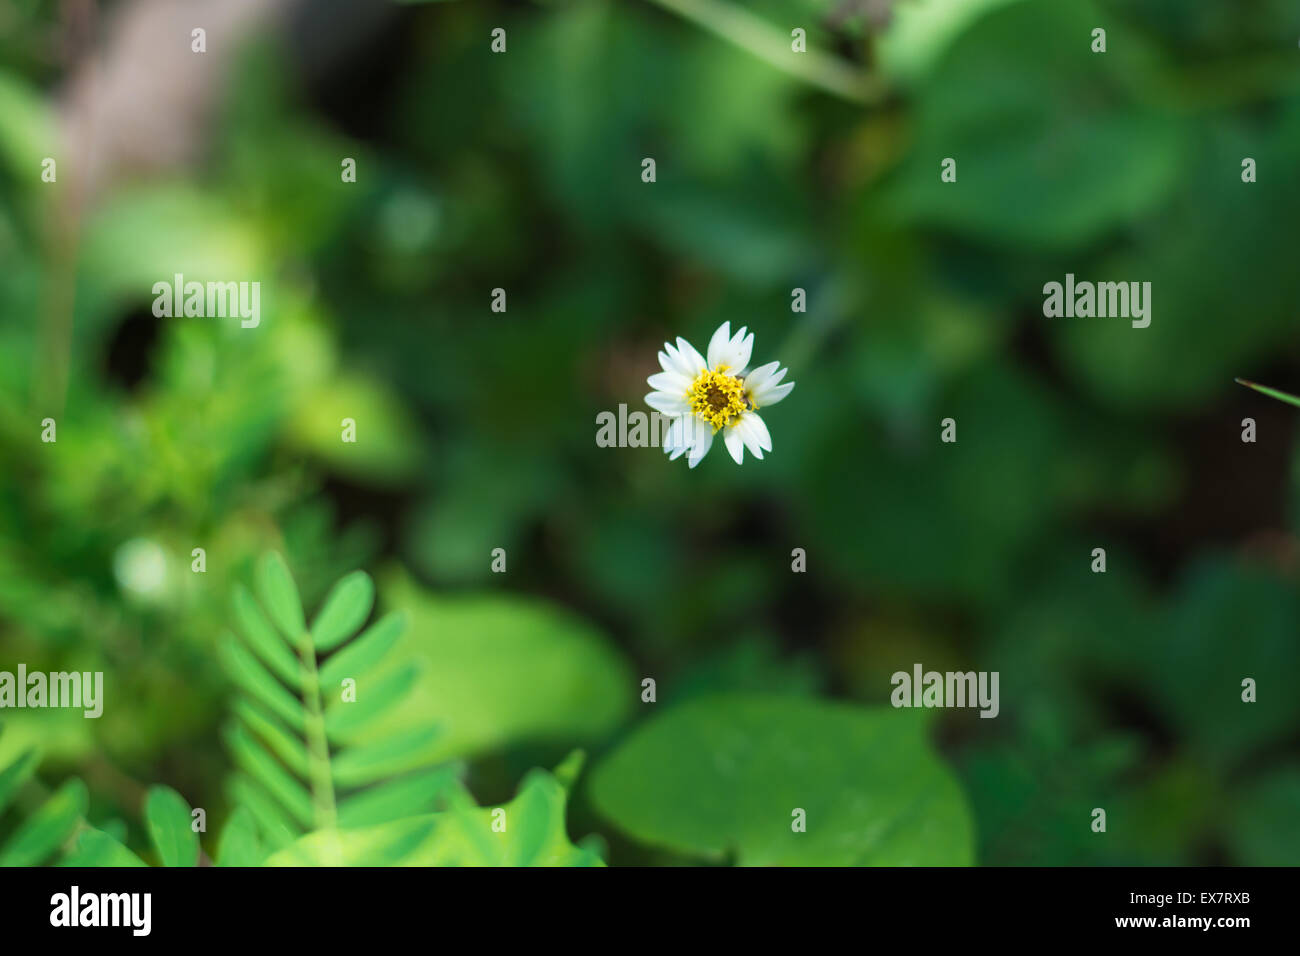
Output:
[
  {"xmin": 708, "ymin": 323, "xmax": 753, "ymax": 372},
  {"xmin": 736, "ymin": 411, "xmax": 772, "ymax": 459},
  {"xmin": 751, "ymin": 380, "xmax": 793, "ymax": 408},
  {"xmin": 706, "ymin": 322, "xmax": 732, "ymax": 369},
  {"xmin": 659, "ymin": 343, "xmax": 689, "ymax": 377},
  {"xmin": 663, "ymin": 417, "xmax": 690, "ymax": 459},
  {"xmin": 675, "ymin": 337, "xmax": 707, "ymax": 376},
  {"xmin": 687, "ymin": 422, "xmax": 714, "ymax": 468},
  {"xmin": 646, "ymin": 371, "xmax": 692, "ymax": 394},
  {"xmin": 727, "ymin": 327, "xmax": 754, "ymax": 372},
  {"xmin": 645, "ymin": 392, "xmax": 689, "ymax": 417},
  {"xmin": 743, "ymin": 361, "xmax": 782, "ymax": 394},
  {"xmin": 723, "ymin": 426, "xmax": 745, "ymax": 464}
]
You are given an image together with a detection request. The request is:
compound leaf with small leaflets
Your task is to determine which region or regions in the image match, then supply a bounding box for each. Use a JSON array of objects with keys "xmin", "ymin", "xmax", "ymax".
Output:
[
  {"xmin": 222, "ymin": 553, "xmax": 456, "ymax": 851},
  {"xmin": 0, "ymin": 728, "xmax": 88, "ymax": 868},
  {"xmin": 61, "ymin": 788, "xmax": 267, "ymax": 867},
  {"xmin": 264, "ymin": 756, "xmax": 603, "ymax": 867},
  {"xmin": 145, "ymin": 785, "xmax": 200, "ymax": 867}
]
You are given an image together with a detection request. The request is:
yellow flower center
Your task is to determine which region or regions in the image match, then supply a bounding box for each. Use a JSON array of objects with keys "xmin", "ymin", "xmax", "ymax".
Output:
[{"xmin": 687, "ymin": 367, "xmax": 748, "ymax": 430}]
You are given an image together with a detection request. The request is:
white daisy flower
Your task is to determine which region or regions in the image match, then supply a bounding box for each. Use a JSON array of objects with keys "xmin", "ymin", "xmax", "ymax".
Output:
[{"xmin": 644, "ymin": 321, "xmax": 794, "ymax": 468}]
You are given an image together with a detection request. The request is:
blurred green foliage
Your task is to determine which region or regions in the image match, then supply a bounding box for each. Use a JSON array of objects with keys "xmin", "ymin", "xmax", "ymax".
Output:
[
  {"xmin": 1, "ymin": 0, "xmax": 1300, "ymax": 865},
  {"xmin": 590, "ymin": 695, "xmax": 973, "ymax": 865}
]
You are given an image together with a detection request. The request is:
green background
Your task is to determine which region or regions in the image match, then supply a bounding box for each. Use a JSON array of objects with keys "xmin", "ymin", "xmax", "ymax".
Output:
[{"xmin": 1, "ymin": 0, "xmax": 1299, "ymax": 865}]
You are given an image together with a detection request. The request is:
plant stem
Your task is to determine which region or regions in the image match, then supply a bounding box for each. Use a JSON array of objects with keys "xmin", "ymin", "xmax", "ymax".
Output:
[
  {"xmin": 644, "ymin": 0, "xmax": 886, "ymax": 105},
  {"xmin": 35, "ymin": 0, "xmax": 98, "ymax": 417},
  {"xmin": 296, "ymin": 634, "xmax": 339, "ymax": 845},
  {"xmin": 1235, "ymin": 377, "xmax": 1300, "ymax": 409}
]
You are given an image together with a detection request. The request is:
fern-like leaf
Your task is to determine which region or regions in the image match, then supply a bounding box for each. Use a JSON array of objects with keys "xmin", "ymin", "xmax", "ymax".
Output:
[
  {"xmin": 265, "ymin": 754, "xmax": 604, "ymax": 867},
  {"xmin": 223, "ymin": 553, "xmax": 452, "ymax": 850},
  {"xmin": 145, "ymin": 785, "xmax": 200, "ymax": 867},
  {"xmin": 61, "ymin": 786, "xmax": 265, "ymax": 867},
  {"xmin": 0, "ymin": 730, "xmax": 86, "ymax": 867}
]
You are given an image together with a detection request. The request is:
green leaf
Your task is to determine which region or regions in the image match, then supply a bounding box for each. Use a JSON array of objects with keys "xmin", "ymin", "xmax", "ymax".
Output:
[
  {"xmin": 284, "ymin": 377, "xmax": 423, "ymax": 485},
  {"xmin": 589, "ymin": 695, "xmax": 974, "ymax": 865},
  {"xmin": 0, "ymin": 779, "xmax": 88, "ymax": 867},
  {"xmin": 310, "ymin": 570, "xmax": 376, "ymax": 651},
  {"xmin": 220, "ymin": 636, "xmax": 306, "ymax": 733},
  {"xmin": 216, "ymin": 807, "xmax": 265, "ymax": 867},
  {"xmin": 336, "ymin": 766, "xmax": 463, "ymax": 828},
  {"xmin": 225, "ymin": 555, "xmax": 459, "ymax": 846},
  {"xmin": 877, "ymin": 0, "xmax": 1024, "ymax": 86},
  {"xmin": 319, "ymin": 611, "xmax": 406, "ymax": 688},
  {"xmin": 233, "ymin": 585, "xmax": 302, "ymax": 689},
  {"xmin": 552, "ymin": 749, "xmax": 586, "ymax": 792},
  {"xmin": 889, "ymin": 0, "xmax": 1183, "ymax": 248},
  {"xmin": 233, "ymin": 699, "xmax": 310, "ymax": 779},
  {"xmin": 256, "ymin": 552, "xmax": 305, "ymax": 638},
  {"xmin": 265, "ymin": 766, "xmax": 601, "ymax": 866},
  {"xmin": 223, "ymin": 724, "xmax": 315, "ymax": 829},
  {"xmin": 266, "ymin": 816, "xmax": 435, "ymax": 867},
  {"xmin": 145, "ymin": 786, "xmax": 200, "ymax": 867},
  {"xmin": 0, "ymin": 72, "xmax": 56, "ymax": 183},
  {"xmin": 372, "ymin": 572, "xmax": 633, "ymax": 761},
  {"xmin": 227, "ymin": 774, "xmax": 298, "ymax": 851},
  {"xmin": 0, "ymin": 749, "xmax": 39, "ymax": 817},
  {"xmin": 80, "ymin": 184, "xmax": 260, "ymax": 302},
  {"xmin": 324, "ymin": 664, "xmax": 419, "ymax": 742},
  {"xmin": 1052, "ymin": 110, "xmax": 1300, "ymax": 411},
  {"xmin": 332, "ymin": 725, "xmax": 444, "ymax": 788},
  {"xmin": 59, "ymin": 828, "xmax": 148, "ymax": 867}
]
